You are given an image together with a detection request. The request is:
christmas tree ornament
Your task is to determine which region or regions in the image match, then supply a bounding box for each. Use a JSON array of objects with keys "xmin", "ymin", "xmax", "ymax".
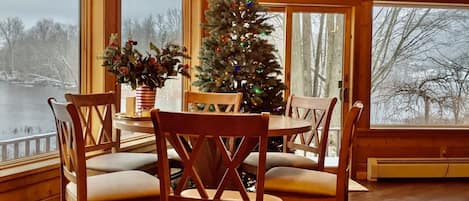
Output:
[
  {"xmin": 247, "ymin": 0, "xmax": 253, "ymax": 8},
  {"xmin": 234, "ymin": 65, "xmax": 241, "ymax": 72}
]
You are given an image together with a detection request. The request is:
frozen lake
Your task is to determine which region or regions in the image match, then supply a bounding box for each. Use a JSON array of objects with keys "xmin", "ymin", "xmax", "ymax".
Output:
[{"xmin": 0, "ymin": 81, "xmax": 77, "ymax": 140}]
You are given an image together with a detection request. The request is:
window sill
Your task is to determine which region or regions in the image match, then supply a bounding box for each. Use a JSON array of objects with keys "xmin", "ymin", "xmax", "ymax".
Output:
[{"xmin": 0, "ymin": 134, "xmax": 156, "ymax": 185}]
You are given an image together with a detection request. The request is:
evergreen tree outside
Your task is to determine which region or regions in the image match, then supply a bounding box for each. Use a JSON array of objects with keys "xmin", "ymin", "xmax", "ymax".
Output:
[{"xmin": 193, "ymin": 0, "xmax": 286, "ymax": 114}]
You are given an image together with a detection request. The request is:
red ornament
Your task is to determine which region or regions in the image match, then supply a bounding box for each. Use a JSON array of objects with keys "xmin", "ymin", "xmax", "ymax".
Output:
[
  {"xmin": 221, "ymin": 36, "xmax": 228, "ymax": 43},
  {"xmin": 216, "ymin": 47, "xmax": 222, "ymax": 52},
  {"xmin": 118, "ymin": 66, "xmax": 129, "ymax": 75},
  {"xmin": 231, "ymin": 2, "xmax": 236, "ymax": 8},
  {"xmin": 148, "ymin": 57, "xmax": 157, "ymax": 65}
]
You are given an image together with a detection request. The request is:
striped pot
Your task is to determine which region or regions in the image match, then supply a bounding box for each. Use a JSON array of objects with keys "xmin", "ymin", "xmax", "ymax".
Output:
[{"xmin": 135, "ymin": 85, "xmax": 157, "ymax": 115}]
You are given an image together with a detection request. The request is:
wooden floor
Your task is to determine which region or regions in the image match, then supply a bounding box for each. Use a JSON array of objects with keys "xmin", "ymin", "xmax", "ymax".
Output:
[{"xmin": 349, "ymin": 179, "xmax": 469, "ymax": 201}]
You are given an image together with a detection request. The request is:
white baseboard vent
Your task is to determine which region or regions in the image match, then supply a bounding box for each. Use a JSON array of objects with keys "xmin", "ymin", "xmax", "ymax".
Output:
[{"xmin": 367, "ymin": 158, "xmax": 469, "ymax": 181}]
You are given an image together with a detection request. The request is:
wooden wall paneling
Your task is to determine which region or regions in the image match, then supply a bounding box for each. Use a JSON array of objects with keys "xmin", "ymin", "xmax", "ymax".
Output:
[
  {"xmin": 351, "ymin": 0, "xmax": 372, "ymax": 179},
  {"xmin": 352, "ymin": 0, "xmax": 372, "ymax": 129},
  {"xmin": 0, "ymin": 167, "xmax": 60, "ymax": 201},
  {"xmin": 354, "ymin": 131, "xmax": 469, "ymax": 179},
  {"xmin": 0, "ymin": 178, "xmax": 60, "ymax": 201}
]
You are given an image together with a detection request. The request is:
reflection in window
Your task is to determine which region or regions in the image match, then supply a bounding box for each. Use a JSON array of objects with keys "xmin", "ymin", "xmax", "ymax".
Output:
[
  {"xmin": 371, "ymin": 6, "xmax": 469, "ymax": 126},
  {"xmin": 0, "ymin": 0, "xmax": 79, "ymax": 161}
]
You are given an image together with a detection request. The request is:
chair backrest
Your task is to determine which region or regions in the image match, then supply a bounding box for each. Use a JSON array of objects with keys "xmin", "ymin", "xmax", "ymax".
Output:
[
  {"xmin": 48, "ymin": 98, "xmax": 88, "ymax": 201},
  {"xmin": 184, "ymin": 91, "xmax": 242, "ymax": 113},
  {"xmin": 64, "ymin": 92, "xmax": 119, "ymax": 154},
  {"xmin": 184, "ymin": 91, "xmax": 243, "ymax": 153},
  {"xmin": 336, "ymin": 101, "xmax": 363, "ymax": 201},
  {"xmin": 284, "ymin": 95, "xmax": 337, "ymax": 170},
  {"xmin": 151, "ymin": 110, "xmax": 269, "ymax": 201}
]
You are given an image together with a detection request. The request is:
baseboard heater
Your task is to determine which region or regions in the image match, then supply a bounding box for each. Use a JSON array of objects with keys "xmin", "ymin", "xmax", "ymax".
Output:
[{"xmin": 367, "ymin": 158, "xmax": 469, "ymax": 181}]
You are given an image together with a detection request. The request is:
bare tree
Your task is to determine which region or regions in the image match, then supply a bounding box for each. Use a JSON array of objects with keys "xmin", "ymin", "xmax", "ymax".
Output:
[
  {"xmin": 311, "ymin": 14, "xmax": 325, "ymax": 97},
  {"xmin": 430, "ymin": 52, "xmax": 469, "ymax": 124},
  {"xmin": 122, "ymin": 8, "xmax": 182, "ymax": 49},
  {"xmin": 154, "ymin": 8, "xmax": 182, "ymax": 47},
  {"xmin": 386, "ymin": 72, "xmax": 449, "ymax": 124},
  {"xmin": 371, "ymin": 8, "xmax": 453, "ymax": 93},
  {"xmin": 0, "ymin": 17, "xmax": 24, "ymax": 75}
]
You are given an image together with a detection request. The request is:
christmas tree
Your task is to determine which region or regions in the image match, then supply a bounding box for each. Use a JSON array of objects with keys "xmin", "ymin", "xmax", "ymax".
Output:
[{"xmin": 193, "ymin": 0, "xmax": 286, "ymax": 114}]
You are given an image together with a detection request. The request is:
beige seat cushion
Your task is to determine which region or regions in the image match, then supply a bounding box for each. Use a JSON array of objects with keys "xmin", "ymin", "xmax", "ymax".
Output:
[
  {"xmin": 264, "ymin": 167, "xmax": 336, "ymax": 196},
  {"xmin": 167, "ymin": 148, "xmax": 182, "ymax": 162},
  {"xmin": 66, "ymin": 170, "xmax": 160, "ymax": 201},
  {"xmin": 242, "ymin": 152, "xmax": 318, "ymax": 174},
  {"xmin": 180, "ymin": 189, "xmax": 282, "ymax": 201},
  {"xmin": 86, "ymin": 152, "xmax": 157, "ymax": 173}
]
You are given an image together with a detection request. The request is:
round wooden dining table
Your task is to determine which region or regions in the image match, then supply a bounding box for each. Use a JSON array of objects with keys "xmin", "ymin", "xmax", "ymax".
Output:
[
  {"xmin": 113, "ymin": 113, "xmax": 312, "ymax": 187},
  {"xmin": 113, "ymin": 114, "xmax": 312, "ymax": 136}
]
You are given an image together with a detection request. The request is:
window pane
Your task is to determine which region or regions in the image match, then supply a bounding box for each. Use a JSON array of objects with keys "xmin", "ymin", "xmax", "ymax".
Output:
[
  {"xmin": 0, "ymin": 0, "xmax": 79, "ymax": 161},
  {"xmin": 290, "ymin": 12, "xmax": 345, "ymax": 157},
  {"xmin": 371, "ymin": 6, "xmax": 469, "ymax": 126},
  {"xmin": 120, "ymin": 0, "xmax": 183, "ymax": 137}
]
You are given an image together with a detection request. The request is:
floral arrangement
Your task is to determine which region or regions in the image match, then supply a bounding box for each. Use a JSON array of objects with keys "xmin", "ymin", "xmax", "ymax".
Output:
[{"xmin": 101, "ymin": 33, "xmax": 190, "ymax": 90}]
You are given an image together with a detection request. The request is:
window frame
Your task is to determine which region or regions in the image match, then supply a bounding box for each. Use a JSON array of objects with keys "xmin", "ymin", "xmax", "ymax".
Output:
[
  {"xmin": 0, "ymin": 0, "xmax": 81, "ymax": 166},
  {"xmin": 369, "ymin": 2, "xmax": 469, "ymax": 129},
  {"xmin": 0, "ymin": 0, "xmax": 193, "ymax": 177}
]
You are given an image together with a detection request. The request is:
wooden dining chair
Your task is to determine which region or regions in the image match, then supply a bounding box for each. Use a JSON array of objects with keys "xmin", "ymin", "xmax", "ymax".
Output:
[
  {"xmin": 242, "ymin": 95, "xmax": 337, "ymax": 175},
  {"xmin": 64, "ymin": 92, "xmax": 158, "ymax": 175},
  {"xmin": 151, "ymin": 109, "xmax": 282, "ymax": 201},
  {"xmin": 183, "ymin": 91, "xmax": 243, "ymax": 153},
  {"xmin": 48, "ymin": 98, "xmax": 160, "ymax": 201},
  {"xmin": 263, "ymin": 101, "xmax": 363, "ymax": 201},
  {"xmin": 184, "ymin": 91, "xmax": 243, "ymax": 112}
]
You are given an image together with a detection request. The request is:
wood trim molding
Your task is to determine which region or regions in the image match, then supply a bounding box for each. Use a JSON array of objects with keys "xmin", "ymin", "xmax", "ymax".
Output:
[
  {"xmin": 187, "ymin": 0, "xmax": 207, "ymax": 93},
  {"xmin": 283, "ymin": 7, "xmax": 293, "ymax": 99},
  {"xmin": 80, "ymin": 0, "xmax": 92, "ymax": 94},
  {"xmin": 183, "ymin": 0, "xmax": 193, "ymax": 94},
  {"xmin": 358, "ymin": 128, "xmax": 469, "ymax": 137},
  {"xmin": 353, "ymin": 0, "xmax": 372, "ymax": 129},
  {"xmin": 259, "ymin": 0, "xmax": 360, "ymax": 6},
  {"xmin": 375, "ymin": 0, "xmax": 469, "ymax": 6}
]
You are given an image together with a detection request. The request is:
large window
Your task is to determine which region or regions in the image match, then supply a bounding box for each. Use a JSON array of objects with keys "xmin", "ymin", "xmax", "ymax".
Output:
[
  {"xmin": 0, "ymin": 0, "xmax": 80, "ymax": 162},
  {"xmin": 371, "ymin": 6, "xmax": 469, "ymax": 126},
  {"xmin": 262, "ymin": 7, "xmax": 350, "ymax": 157},
  {"xmin": 120, "ymin": 1, "xmax": 183, "ymax": 138}
]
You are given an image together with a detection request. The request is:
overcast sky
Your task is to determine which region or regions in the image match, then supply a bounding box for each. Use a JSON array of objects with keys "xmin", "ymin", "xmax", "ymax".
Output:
[{"xmin": 0, "ymin": 0, "xmax": 181, "ymax": 28}]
